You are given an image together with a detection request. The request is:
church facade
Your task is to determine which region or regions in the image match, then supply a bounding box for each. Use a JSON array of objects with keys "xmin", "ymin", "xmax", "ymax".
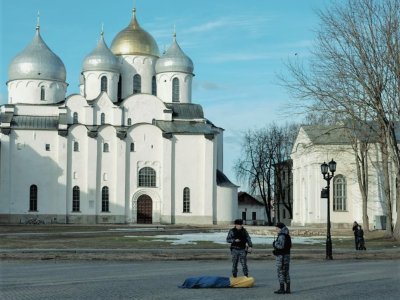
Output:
[
  {"xmin": 291, "ymin": 125, "xmax": 398, "ymax": 229},
  {"xmin": 0, "ymin": 9, "xmax": 238, "ymax": 225}
]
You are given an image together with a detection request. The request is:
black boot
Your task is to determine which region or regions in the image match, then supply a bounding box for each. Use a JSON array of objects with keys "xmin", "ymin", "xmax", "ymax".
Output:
[
  {"xmin": 274, "ymin": 283, "xmax": 285, "ymax": 294},
  {"xmin": 285, "ymin": 283, "xmax": 291, "ymax": 294}
]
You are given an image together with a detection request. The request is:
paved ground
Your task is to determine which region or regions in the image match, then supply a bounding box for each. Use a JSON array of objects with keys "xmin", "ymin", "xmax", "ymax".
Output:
[{"xmin": 1, "ymin": 259, "xmax": 399, "ymax": 300}]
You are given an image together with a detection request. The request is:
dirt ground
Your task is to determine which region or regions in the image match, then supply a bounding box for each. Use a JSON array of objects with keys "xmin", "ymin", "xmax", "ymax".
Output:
[{"xmin": 1, "ymin": 224, "xmax": 399, "ymax": 261}]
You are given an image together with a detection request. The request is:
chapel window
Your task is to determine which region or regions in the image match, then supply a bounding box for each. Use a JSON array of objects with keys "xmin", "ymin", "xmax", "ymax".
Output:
[
  {"xmin": 333, "ymin": 175, "xmax": 347, "ymax": 211},
  {"xmin": 172, "ymin": 78, "xmax": 179, "ymax": 102},
  {"xmin": 127, "ymin": 118, "xmax": 132, "ymax": 126},
  {"xmin": 74, "ymin": 141, "xmax": 79, "ymax": 152},
  {"xmin": 73, "ymin": 112, "xmax": 78, "ymax": 124},
  {"xmin": 152, "ymin": 76, "xmax": 157, "ymax": 96},
  {"xmin": 101, "ymin": 113, "xmax": 105, "ymax": 125},
  {"xmin": 138, "ymin": 167, "xmax": 156, "ymax": 187},
  {"xmin": 40, "ymin": 86, "xmax": 45, "ymax": 101},
  {"xmin": 103, "ymin": 143, "xmax": 109, "ymax": 153},
  {"xmin": 29, "ymin": 185, "xmax": 38, "ymax": 211},
  {"xmin": 183, "ymin": 187, "xmax": 190, "ymax": 213},
  {"xmin": 101, "ymin": 76, "xmax": 108, "ymax": 92},
  {"xmin": 72, "ymin": 186, "xmax": 80, "ymax": 212},
  {"xmin": 102, "ymin": 186, "xmax": 109, "ymax": 212},
  {"xmin": 133, "ymin": 74, "xmax": 141, "ymax": 94},
  {"xmin": 130, "ymin": 142, "xmax": 135, "ymax": 152}
]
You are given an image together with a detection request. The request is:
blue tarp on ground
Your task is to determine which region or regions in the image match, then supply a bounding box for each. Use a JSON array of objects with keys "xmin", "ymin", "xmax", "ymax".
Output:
[{"xmin": 179, "ymin": 276, "xmax": 231, "ymax": 288}]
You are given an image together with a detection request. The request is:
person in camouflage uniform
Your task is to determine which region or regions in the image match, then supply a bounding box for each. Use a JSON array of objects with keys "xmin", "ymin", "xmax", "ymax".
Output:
[
  {"xmin": 226, "ymin": 219, "xmax": 253, "ymax": 277},
  {"xmin": 273, "ymin": 222, "xmax": 291, "ymax": 294}
]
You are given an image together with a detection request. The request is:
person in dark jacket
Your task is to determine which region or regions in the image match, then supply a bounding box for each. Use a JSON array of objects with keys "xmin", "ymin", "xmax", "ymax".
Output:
[
  {"xmin": 226, "ymin": 219, "xmax": 253, "ymax": 277},
  {"xmin": 352, "ymin": 221, "xmax": 359, "ymax": 250},
  {"xmin": 355, "ymin": 225, "xmax": 366, "ymax": 250},
  {"xmin": 273, "ymin": 222, "xmax": 291, "ymax": 294}
]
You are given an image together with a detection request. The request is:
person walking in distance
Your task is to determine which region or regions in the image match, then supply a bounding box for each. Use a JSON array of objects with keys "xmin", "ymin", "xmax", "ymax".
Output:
[
  {"xmin": 273, "ymin": 222, "xmax": 292, "ymax": 294},
  {"xmin": 226, "ymin": 219, "xmax": 253, "ymax": 277},
  {"xmin": 352, "ymin": 221, "xmax": 359, "ymax": 250}
]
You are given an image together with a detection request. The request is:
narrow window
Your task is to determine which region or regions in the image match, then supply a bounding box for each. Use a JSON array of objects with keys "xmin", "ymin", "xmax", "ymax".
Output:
[
  {"xmin": 45, "ymin": 144, "xmax": 50, "ymax": 151},
  {"xmin": 252, "ymin": 212, "xmax": 256, "ymax": 221},
  {"xmin": 130, "ymin": 142, "xmax": 135, "ymax": 152},
  {"xmin": 40, "ymin": 86, "xmax": 45, "ymax": 101},
  {"xmin": 72, "ymin": 186, "xmax": 80, "ymax": 212},
  {"xmin": 138, "ymin": 167, "xmax": 156, "ymax": 187},
  {"xmin": 101, "ymin": 113, "xmax": 105, "ymax": 125},
  {"xmin": 101, "ymin": 76, "xmax": 108, "ymax": 92},
  {"xmin": 73, "ymin": 112, "xmax": 78, "ymax": 124},
  {"xmin": 183, "ymin": 187, "xmax": 190, "ymax": 213},
  {"xmin": 333, "ymin": 175, "xmax": 347, "ymax": 211},
  {"xmin": 133, "ymin": 74, "xmax": 141, "ymax": 94},
  {"xmin": 172, "ymin": 78, "xmax": 179, "ymax": 102},
  {"xmin": 29, "ymin": 185, "xmax": 38, "ymax": 211},
  {"xmin": 152, "ymin": 76, "xmax": 157, "ymax": 96},
  {"xmin": 102, "ymin": 186, "xmax": 109, "ymax": 212},
  {"xmin": 103, "ymin": 143, "xmax": 109, "ymax": 152},
  {"xmin": 127, "ymin": 118, "xmax": 132, "ymax": 126},
  {"xmin": 73, "ymin": 141, "xmax": 79, "ymax": 152},
  {"xmin": 117, "ymin": 75, "xmax": 122, "ymax": 100}
]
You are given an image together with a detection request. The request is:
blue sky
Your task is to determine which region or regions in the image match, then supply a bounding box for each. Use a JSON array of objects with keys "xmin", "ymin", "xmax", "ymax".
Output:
[{"xmin": 0, "ymin": 0, "xmax": 329, "ymax": 187}]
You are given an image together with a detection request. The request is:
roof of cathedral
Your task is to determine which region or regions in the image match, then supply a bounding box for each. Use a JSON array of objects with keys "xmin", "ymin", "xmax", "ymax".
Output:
[
  {"xmin": 82, "ymin": 32, "xmax": 120, "ymax": 73},
  {"xmin": 216, "ymin": 170, "xmax": 238, "ymax": 187},
  {"xmin": 165, "ymin": 103, "xmax": 204, "ymax": 119},
  {"xmin": 302, "ymin": 122, "xmax": 400, "ymax": 145},
  {"xmin": 155, "ymin": 33, "xmax": 194, "ymax": 74},
  {"xmin": 8, "ymin": 26, "xmax": 66, "ymax": 82},
  {"xmin": 155, "ymin": 120, "xmax": 215, "ymax": 134},
  {"xmin": 10, "ymin": 115, "xmax": 59, "ymax": 129},
  {"xmin": 110, "ymin": 9, "xmax": 160, "ymax": 57}
]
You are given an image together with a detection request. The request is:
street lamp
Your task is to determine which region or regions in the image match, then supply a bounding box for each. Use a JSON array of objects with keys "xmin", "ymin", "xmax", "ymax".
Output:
[{"xmin": 321, "ymin": 159, "xmax": 336, "ymax": 260}]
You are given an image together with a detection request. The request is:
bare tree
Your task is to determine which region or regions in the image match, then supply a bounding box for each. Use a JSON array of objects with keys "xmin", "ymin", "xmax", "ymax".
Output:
[
  {"xmin": 280, "ymin": 0, "xmax": 400, "ymax": 239},
  {"xmin": 235, "ymin": 123, "xmax": 298, "ymax": 225}
]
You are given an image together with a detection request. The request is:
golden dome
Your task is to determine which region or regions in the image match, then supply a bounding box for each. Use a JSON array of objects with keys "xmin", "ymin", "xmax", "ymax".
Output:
[{"xmin": 110, "ymin": 9, "xmax": 160, "ymax": 57}]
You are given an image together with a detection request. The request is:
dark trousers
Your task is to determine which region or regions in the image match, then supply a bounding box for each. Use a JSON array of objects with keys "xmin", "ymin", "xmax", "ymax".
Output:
[
  {"xmin": 231, "ymin": 248, "xmax": 248, "ymax": 277},
  {"xmin": 276, "ymin": 254, "xmax": 290, "ymax": 284}
]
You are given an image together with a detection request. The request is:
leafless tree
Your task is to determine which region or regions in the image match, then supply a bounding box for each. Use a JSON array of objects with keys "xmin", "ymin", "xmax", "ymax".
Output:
[
  {"xmin": 235, "ymin": 123, "xmax": 298, "ymax": 225},
  {"xmin": 280, "ymin": 0, "xmax": 400, "ymax": 239}
]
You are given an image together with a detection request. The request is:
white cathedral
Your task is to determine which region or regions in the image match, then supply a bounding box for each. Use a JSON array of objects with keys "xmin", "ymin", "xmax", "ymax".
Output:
[{"xmin": 0, "ymin": 9, "xmax": 238, "ymax": 225}]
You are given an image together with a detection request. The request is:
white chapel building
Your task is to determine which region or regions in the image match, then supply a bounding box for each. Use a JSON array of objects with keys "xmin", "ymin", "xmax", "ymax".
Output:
[{"xmin": 0, "ymin": 9, "xmax": 238, "ymax": 225}]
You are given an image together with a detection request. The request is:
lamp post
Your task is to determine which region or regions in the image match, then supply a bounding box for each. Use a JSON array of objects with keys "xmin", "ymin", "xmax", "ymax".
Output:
[{"xmin": 321, "ymin": 159, "xmax": 336, "ymax": 260}]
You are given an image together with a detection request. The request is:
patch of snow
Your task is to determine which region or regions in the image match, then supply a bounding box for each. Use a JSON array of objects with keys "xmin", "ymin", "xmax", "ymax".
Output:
[{"xmin": 125, "ymin": 232, "xmax": 328, "ymax": 245}]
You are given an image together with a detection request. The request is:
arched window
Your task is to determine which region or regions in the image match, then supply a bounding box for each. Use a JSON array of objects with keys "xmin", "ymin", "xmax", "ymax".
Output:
[
  {"xmin": 172, "ymin": 78, "xmax": 179, "ymax": 102},
  {"xmin": 152, "ymin": 76, "xmax": 157, "ymax": 96},
  {"xmin": 103, "ymin": 143, "xmax": 109, "ymax": 152},
  {"xmin": 101, "ymin": 76, "xmax": 108, "ymax": 92},
  {"xmin": 130, "ymin": 142, "xmax": 135, "ymax": 152},
  {"xmin": 127, "ymin": 118, "xmax": 132, "ymax": 126},
  {"xmin": 73, "ymin": 112, "xmax": 78, "ymax": 124},
  {"xmin": 72, "ymin": 186, "xmax": 80, "ymax": 212},
  {"xmin": 133, "ymin": 74, "xmax": 141, "ymax": 94},
  {"xmin": 333, "ymin": 175, "xmax": 347, "ymax": 211},
  {"xmin": 138, "ymin": 167, "xmax": 156, "ymax": 187},
  {"xmin": 73, "ymin": 141, "xmax": 79, "ymax": 152},
  {"xmin": 40, "ymin": 86, "xmax": 45, "ymax": 101},
  {"xmin": 101, "ymin": 113, "xmax": 105, "ymax": 125},
  {"xmin": 29, "ymin": 185, "xmax": 38, "ymax": 211},
  {"xmin": 102, "ymin": 186, "xmax": 109, "ymax": 212},
  {"xmin": 183, "ymin": 187, "xmax": 190, "ymax": 213}
]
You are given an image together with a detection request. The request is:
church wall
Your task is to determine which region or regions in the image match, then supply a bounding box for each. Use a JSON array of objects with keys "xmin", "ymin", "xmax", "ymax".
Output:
[
  {"xmin": 5, "ymin": 129, "xmax": 66, "ymax": 223},
  {"xmin": 172, "ymin": 134, "xmax": 214, "ymax": 224},
  {"xmin": 217, "ymin": 185, "xmax": 238, "ymax": 225},
  {"xmin": 83, "ymin": 72, "xmax": 119, "ymax": 102},
  {"xmin": 119, "ymin": 56, "xmax": 157, "ymax": 98},
  {"xmin": 8, "ymin": 80, "xmax": 67, "ymax": 104},
  {"xmin": 156, "ymin": 73, "xmax": 192, "ymax": 103},
  {"xmin": 122, "ymin": 95, "xmax": 166, "ymax": 124}
]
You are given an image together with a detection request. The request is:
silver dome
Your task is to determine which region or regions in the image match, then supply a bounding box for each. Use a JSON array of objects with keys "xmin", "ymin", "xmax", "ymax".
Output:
[
  {"xmin": 83, "ymin": 33, "xmax": 120, "ymax": 73},
  {"xmin": 8, "ymin": 27, "xmax": 66, "ymax": 82},
  {"xmin": 155, "ymin": 35, "xmax": 193, "ymax": 74}
]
